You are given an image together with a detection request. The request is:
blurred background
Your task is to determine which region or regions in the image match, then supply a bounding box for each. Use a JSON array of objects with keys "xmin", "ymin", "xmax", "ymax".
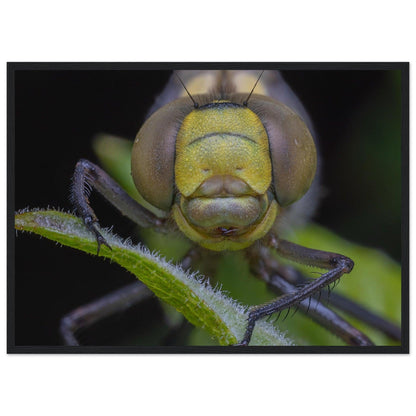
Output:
[{"xmin": 12, "ymin": 66, "xmax": 403, "ymax": 346}]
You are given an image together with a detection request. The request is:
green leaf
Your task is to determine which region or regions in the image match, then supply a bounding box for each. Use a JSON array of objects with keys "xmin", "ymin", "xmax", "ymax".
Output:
[{"xmin": 15, "ymin": 209, "xmax": 293, "ymax": 347}]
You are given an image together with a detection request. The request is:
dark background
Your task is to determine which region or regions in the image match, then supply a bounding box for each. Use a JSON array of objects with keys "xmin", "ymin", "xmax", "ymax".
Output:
[{"xmin": 11, "ymin": 65, "xmax": 403, "ymax": 346}]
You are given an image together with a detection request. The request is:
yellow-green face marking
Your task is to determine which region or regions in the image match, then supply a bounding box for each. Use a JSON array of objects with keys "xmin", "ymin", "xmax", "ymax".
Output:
[{"xmin": 173, "ymin": 101, "xmax": 279, "ymax": 251}]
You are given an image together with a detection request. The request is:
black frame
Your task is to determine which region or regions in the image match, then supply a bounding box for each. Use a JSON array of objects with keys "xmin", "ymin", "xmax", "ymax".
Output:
[{"xmin": 8, "ymin": 62, "xmax": 409, "ymax": 353}]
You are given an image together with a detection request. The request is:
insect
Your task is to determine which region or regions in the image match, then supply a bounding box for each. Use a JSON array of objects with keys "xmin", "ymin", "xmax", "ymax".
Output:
[{"xmin": 59, "ymin": 69, "xmax": 400, "ymax": 347}]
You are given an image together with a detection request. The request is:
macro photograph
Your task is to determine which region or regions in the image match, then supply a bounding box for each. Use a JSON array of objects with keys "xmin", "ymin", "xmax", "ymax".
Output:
[{"xmin": 9, "ymin": 63, "xmax": 407, "ymax": 351}]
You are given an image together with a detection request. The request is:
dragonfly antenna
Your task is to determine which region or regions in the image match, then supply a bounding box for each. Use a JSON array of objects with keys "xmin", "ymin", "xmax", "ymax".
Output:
[
  {"xmin": 243, "ymin": 70, "xmax": 265, "ymax": 106},
  {"xmin": 175, "ymin": 71, "xmax": 199, "ymax": 108}
]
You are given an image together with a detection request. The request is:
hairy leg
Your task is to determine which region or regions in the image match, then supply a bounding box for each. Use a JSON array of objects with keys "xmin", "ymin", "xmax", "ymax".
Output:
[
  {"xmin": 239, "ymin": 236, "xmax": 374, "ymax": 346},
  {"xmin": 271, "ymin": 264, "xmax": 401, "ymax": 341},
  {"xmin": 60, "ymin": 282, "xmax": 152, "ymax": 346},
  {"xmin": 71, "ymin": 159, "xmax": 165, "ymax": 253},
  {"xmin": 60, "ymin": 246, "xmax": 201, "ymax": 346},
  {"xmin": 247, "ymin": 246, "xmax": 374, "ymax": 345}
]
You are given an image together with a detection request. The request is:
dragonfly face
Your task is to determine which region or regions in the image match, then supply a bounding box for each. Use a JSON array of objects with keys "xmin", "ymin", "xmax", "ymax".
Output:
[{"xmin": 131, "ymin": 71, "xmax": 317, "ymax": 251}]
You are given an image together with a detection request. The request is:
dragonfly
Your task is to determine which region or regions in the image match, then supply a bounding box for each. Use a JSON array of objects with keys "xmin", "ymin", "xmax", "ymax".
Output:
[{"xmin": 59, "ymin": 69, "xmax": 401, "ymax": 347}]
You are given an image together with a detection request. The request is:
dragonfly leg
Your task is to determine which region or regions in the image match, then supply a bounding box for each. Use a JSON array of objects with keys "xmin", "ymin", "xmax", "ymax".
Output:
[
  {"xmin": 60, "ymin": 246, "xmax": 201, "ymax": 346},
  {"xmin": 272, "ymin": 264, "xmax": 401, "ymax": 341},
  {"xmin": 60, "ymin": 282, "xmax": 152, "ymax": 346},
  {"xmin": 260, "ymin": 264, "xmax": 374, "ymax": 345},
  {"xmin": 238, "ymin": 236, "xmax": 374, "ymax": 346},
  {"xmin": 72, "ymin": 159, "xmax": 165, "ymax": 254}
]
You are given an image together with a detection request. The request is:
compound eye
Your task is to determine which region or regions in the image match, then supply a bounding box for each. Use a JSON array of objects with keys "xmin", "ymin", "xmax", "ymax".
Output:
[
  {"xmin": 248, "ymin": 97, "xmax": 317, "ymax": 206},
  {"xmin": 131, "ymin": 97, "xmax": 194, "ymax": 211}
]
